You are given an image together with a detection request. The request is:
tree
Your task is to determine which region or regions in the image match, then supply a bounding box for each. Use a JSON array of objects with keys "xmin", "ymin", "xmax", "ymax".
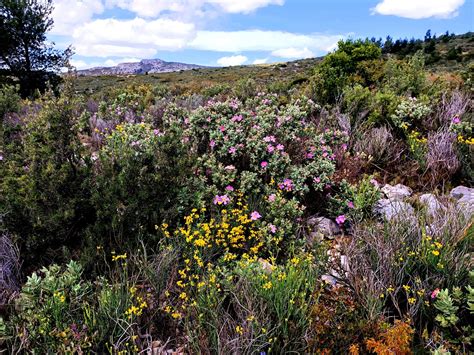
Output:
[{"xmin": 0, "ymin": 0, "xmax": 71, "ymax": 97}]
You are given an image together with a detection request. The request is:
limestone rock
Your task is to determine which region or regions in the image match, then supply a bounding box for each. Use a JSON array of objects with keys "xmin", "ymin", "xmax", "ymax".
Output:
[
  {"xmin": 381, "ymin": 183, "xmax": 412, "ymax": 200},
  {"xmin": 374, "ymin": 199, "xmax": 415, "ymax": 221}
]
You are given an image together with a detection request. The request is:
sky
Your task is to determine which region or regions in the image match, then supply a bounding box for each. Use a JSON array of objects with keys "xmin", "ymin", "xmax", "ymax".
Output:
[{"xmin": 48, "ymin": 0, "xmax": 474, "ymax": 69}]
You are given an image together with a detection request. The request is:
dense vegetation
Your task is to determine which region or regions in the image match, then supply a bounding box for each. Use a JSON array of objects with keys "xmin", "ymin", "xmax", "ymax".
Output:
[{"xmin": 0, "ymin": 34, "xmax": 473, "ymax": 353}]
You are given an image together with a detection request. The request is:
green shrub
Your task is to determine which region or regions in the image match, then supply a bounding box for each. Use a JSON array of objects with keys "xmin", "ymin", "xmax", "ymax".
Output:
[{"xmin": 0, "ymin": 84, "xmax": 20, "ymax": 122}]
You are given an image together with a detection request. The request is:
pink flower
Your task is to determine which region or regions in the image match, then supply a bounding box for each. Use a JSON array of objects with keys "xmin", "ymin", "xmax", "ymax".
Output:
[
  {"xmin": 452, "ymin": 116, "xmax": 461, "ymax": 124},
  {"xmin": 370, "ymin": 178, "xmax": 379, "ymax": 187},
  {"xmin": 305, "ymin": 152, "xmax": 314, "ymax": 159},
  {"xmin": 209, "ymin": 140, "xmax": 216, "ymax": 148},
  {"xmin": 347, "ymin": 201, "xmax": 355, "ymax": 209},
  {"xmin": 232, "ymin": 115, "xmax": 243, "ymax": 122},
  {"xmin": 269, "ymin": 224, "xmax": 277, "ymax": 234},
  {"xmin": 250, "ymin": 211, "xmax": 262, "ymax": 221},
  {"xmin": 276, "ymin": 144, "xmax": 284, "ymax": 151},
  {"xmin": 335, "ymin": 215, "xmax": 346, "ymax": 225},
  {"xmin": 260, "ymin": 161, "xmax": 268, "ymax": 168},
  {"xmin": 268, "ymin": 194, "xmax": 276, "ymax": 202},
  {"xmin": 225, "ymin": 185, "xmax": 234, "ymax": 191},
  {"xmin": 263, "ymin": 135, "xmax": 276, "ymax": 143},
  {"xmin": 313, "ymin": 177, "xmax": 321, "ymax": 184},
  {"xmin": 224, "ymin": 165, "xmax": 235, "ymax": 170},
  {"xmin": 219, "ymin": 125, "xmax": 226, "ymax": 132},
  {"xmin": 229, "ymin": 146, "xmax": 237, "ymax": 154},
  {"xmin": 278, "ymin": 179, "xmax": 294, "ymax": 192},
  {"xmin": 342, "ymin": 143, "xmax": 348, "ymax": 151},
  {"xmin": 267, "ymin": 145, "xmax": 275, "ymax": 153},
  {"xmin": 431, "ymin": 288, "xmax": 440, "ymax": 299},
  {"xmin": 213, "ymin": 195, "xmax": 230, "ymax": 205}
]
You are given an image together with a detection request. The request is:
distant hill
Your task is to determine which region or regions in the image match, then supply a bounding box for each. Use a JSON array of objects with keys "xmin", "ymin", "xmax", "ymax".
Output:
[{"xmin": 77, "ymin": 58, "xmax": 206, "ymax": 76}]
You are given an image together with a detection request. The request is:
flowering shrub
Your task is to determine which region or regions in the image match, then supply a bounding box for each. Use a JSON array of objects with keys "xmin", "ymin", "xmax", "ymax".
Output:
[
  {"xmin": 91, "ymin": 121, "xmax": 198, "ymax": 248},
  {"xmin": 186, "ymin": 94, "xmax": 346, "ymax": 204}
]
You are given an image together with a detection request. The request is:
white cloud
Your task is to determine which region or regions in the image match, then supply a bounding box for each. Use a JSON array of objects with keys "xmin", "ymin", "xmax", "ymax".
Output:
[
  {"xmin": 51, "ymin": 0, "xmax": 105, "ymax": 35},
  {"xmin": 208, "ymin": 0, "xmax": 284, "ymax": 13},
  {"xmin": 217, "ymin": 55, "xmax": 248, "ymax": 66},
  {"xmin": 71, "ymin": 17, "xmax": 195, "ymax": 57},
  {"xmin": 104, "ymin": 57, "xmax": 141, "ymax": 66},
  {"xmin": 372, "ymin": 0, "xmax": 465, "ymax": 19},
  {"xmin": 253, "ymin": 58, "xmax": 268, "ymax": 64},
  {"xmin": 189, "ymin": 30, "xmax": 343, "ymax": 54},
  {"xmin": 271, "ymin": 47, "xmax": 314, "ymax": 59}
]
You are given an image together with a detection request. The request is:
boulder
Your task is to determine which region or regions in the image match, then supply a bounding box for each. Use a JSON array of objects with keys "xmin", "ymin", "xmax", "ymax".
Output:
[
  {"xmin": 374, "ymin": 199, "xmax": 415, "ymax": 221},
  {"xmin": 381, "ymin": 183, "xmax": 412, "ymax": 200},
  {"xmin": 307, "ymin": 216, "xmax": 341, "ymax": 240},
  {"xmin": 450, "ymin": 186, "xmax": 474, "ymax": 218}
]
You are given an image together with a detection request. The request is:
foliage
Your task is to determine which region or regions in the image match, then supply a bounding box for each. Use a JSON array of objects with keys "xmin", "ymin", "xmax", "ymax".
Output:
[{"xmin": 0, "ymin": 0, "xmax": 72, "ymax": 97}]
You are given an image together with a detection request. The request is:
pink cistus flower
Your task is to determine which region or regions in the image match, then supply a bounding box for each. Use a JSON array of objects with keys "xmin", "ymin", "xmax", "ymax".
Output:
[
  {"xmin": 219, "ymin": 125, "xmax": 226, "ymax": 132},
  {"xmin": 431, "ymin": 288, "xmax": 440, "ymax": 299},
  {"xmin": 335, "ymin": 215, "xmax": 346, "ymax": 225},
  {"xmin": 267, "ymin": 145, "xmax": 275, "ymax": 153},
  {"xmin": 213, "ymin": 195, "xmax": 230, "ymax": 205},
  {"xmin": 278, "ymin": 179, "xmax": 294, "ymax": 192},
  {"xmin": 347, "ymin": 201, "xmax": 355, "ymax": 209},
  {"xmin": 231, "ymin": 115, "xmax": 243, "ymax": 122},
  {"xmin": 276, "ymin": 144, "xmax": 284, "ymax": 151},
  {"xmin": 268, "ymin": 194, "xmax": 276, "ymax": 202},
  {"xmin": 263, "ymin": 135, "xmax": 276, "ymax": 143},
  {"xmin": 313, "ymin": 177, "xmax": 321, "ymax": 184},
  {"xmin": 260, "ymin": 161, "xmax": 268, "ymax": 168},
  {"xmin": 250, "ymin": 211, "xmax": 262, "ymax": 221},
  {"xmin": 269, "ymin": 224, "xmax": 277, "ymax": 234},
  {"xmin": 225, "ymin": 185, "xmax": 234, "ymax": 191},
  {"xmin": 228, "ymin": 146, "xmax": 237, "ymax": 154},
  {"xmin": 209, "ymin": 139, "xmax": 216, "ymax": 148}
]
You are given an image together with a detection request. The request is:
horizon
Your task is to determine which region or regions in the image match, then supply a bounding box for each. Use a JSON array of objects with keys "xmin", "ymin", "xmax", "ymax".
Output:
[{"xmin": 49, "ymin": 0, "xmax": 473, "ymax": 70}]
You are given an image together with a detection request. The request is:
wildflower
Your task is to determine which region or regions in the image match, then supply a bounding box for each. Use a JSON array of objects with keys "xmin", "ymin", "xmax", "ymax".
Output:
[
  {"xmin": 209, "ymin": 139, "xmax": 216, "ymax": 148},
  {"xmin": 370, "ymin": 178, "xmax": 379, "ymax": 187},
  {"xmin": 224, "ymin": 165, "xmax": 235, "ymax": 171},
  {"xmin": 112, "ymin": 253, "xmax": 127, "ymax": 262},
  {"xmin": 260, "ymin": 161, "xmax": 268, "ymax": 168},
  {"xmin": 250, "ymin": 211, "xmax": 262, "ymax": 221},
  {"xmin": 347, "ymin": 201, "xmax": 355, "ymax": 209},
  {"xmin": 267, "ymin": 144, "xmax": 275, "ymax": 153},
  {"xmin": 236, "ymin": 325, "xmax": 244, "ymax": 335},
  {"xmin": 431, "ymin": 288, "xmax": 440, "ymax": 299},
  {"xmin": 232, "ymin": 114, "xmax": 243, "ymax": 122},
  {"xmin": 278, "ymin": 178, "xmax": 294, "ymax": 191},
  {"xmin": 452, "ymin": 116, "xmax": 461, "ymax": 124},
  {"xmin": 263, "ymin": 135, "xmax": 276, "ymax": 143},
  {"xmin": 305, "ymin": 152, "xmax": 314, "ymax": 159},
  {"xmin": 213, "ymin": 195, "xmax": 230, "ymax": 205},
  {"xmin": 335, "ymin": 215, "xmax": 346, "ymax": 225},
  {"xmin": 229, "ymin": 146, "xmax": 237, "ymax": 154},
  {"xmin": 268, "ymin": 194, "xmax": 276, "ymax": 202},
  {"xmin": 263, "ymin": 281, "xmax": 272, "ymax": 289},
  {"xmin": 225, "ymin": 185, "xmax": 234, "ymax": 191},
  {"xmin": 403, "ymin": 285, "xmax": 411, "ymax": 292},
  {"xmin": 431, "ymin": 250, "xmax": 440, "ymax": 256},
  {"xmin": 290, "ymin": 257, "xmax": 300, "ymax": 265},
  {"xmin": 219, "ymin": 125, "xmax": 226, "ymax": 132},
  {"xmin": 276, "ymin": 144, "xmax": 284, "ymax": 151},
  {"xmin": 313, "ymin": 177, "xmax": 321, "ymax": 184},
  {"xmin": 269, "ymin": 224, "xmax": 277, "ymax": 234},
  {"xmin": 408, "ymin": 297, "xmax": 416, "ymax": 305}
]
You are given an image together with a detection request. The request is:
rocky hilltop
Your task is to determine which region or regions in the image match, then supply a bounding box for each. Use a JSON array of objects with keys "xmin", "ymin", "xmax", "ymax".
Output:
[{"xmin": 77, "ymin": 58, "xmax": 205, "ymax": 76}]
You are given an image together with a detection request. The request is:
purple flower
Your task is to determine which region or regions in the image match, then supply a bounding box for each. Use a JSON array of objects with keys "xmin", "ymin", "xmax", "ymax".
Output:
[
  {"xmin": 347, "ymin": 201, "xmax": 355, "ymax": 209},
  {"xmin": 210, "ymin": 139, "xmax": 216, "ymax": 148},
  {"xmin": 267, "ymin": 145, "xmax": 275, "ymax": 153},
  {"xmin": 276, "ymin": 144, "xmax": 284, "ymax": 151},
  {"xmin": 213, "ymin": 195, "xmax": 230, "ymax": 205},
  {"xmin": 229, "ymin": 146, "xmax": 237, "ymax": 154},
  {"xmin": 269, "ymin": 224, "xmax": 277, "ymax": 234},
  {"xmin": 452, "ymin": 116, "xmax": 461, "ymax": 124},
  {"xmin": 231, "ymin": 115, "xmax": 243, "ymax": 122},
  {"xmin": 278, "ymin": 179, "xmax": 294, "ymax": 192},
  {"xmin": 260, "ymin": 161, "xmax": 268, "ymax": 168},
  {"xmin": 305, "ymin": 152, "xmax": 314, "ymax": 159},
  {"xmin": 335, "ymin": 215, "xmax": 346, "ymax": 225},
  {"xmin": 225, "ymin": 185, "xmax": 234, "ymax": 191},
  {"xmin": 263, "ymin": 135, "xmax": 276, "ymax": 143},
  {"xmin": 0, "ymin": 154, "xmax": 3, "ymax": 161},
  {"xmin": 250, "ymin": 211, "xmax": 262, "ymax": 221}
]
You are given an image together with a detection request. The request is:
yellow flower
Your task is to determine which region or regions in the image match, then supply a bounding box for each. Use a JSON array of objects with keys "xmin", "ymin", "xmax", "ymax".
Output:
[
  {"xmin": 235, "ymin": 325, "xmax": 243, "ymax": 335},
  {"xmin": 263, "ymin": 281, "xmax": 272, "ymax": 290},
  {"xmin": 403, "ymin": 285, "xmax": 411, "ymax": 292},
  {"xmin": 171, "ymin": 312, "xmax": 181, "ymax": 319},
  {"xmin": 290, "ymin": 257, "xmax": 300, "ymax": 266},
  {"xmin": 112, "ymin": 253, "xmax": 127, "ymax": 261},
  {"xmin": 431, "ymin": 250, "xmax": 440, "ymax": 256},
  {"xmin": 408, "ymin": 297, "xmax": 416, "ymax": 305}
]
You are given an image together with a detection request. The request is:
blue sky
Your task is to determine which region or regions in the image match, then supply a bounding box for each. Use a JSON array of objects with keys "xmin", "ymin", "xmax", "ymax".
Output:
[{"xmin": 48, "ymin": 0, "xmax": 473, "ymax": 69}]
